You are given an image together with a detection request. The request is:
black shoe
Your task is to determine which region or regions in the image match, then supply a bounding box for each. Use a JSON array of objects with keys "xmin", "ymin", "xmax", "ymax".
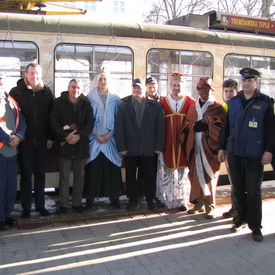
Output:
[
  {"xmin": 179, "ymin": 205, "xmax": 187, "ymax": 211},
  {"xmin": 73, "ymin": 205, "xmax": 85, "ymax": 213},
  {"xmin": 233, "ymin": 215, "xmax": 238, "ymax": 224},
  {"xmin": 110, "ymin": 198, "xmax": 121, "ymax": 209},
  {"xmin": 147, "ymin": 201, "xmax": 157, "ymax": 211},
  {"xmin": 127, "ymin": 200, "xmax": 138, "ymax": 211},
  {"xmin": 156, "ymin": 200, "xmax": 165, "ymax": 208},
  {"xmin": 223, "ymin": 207, "xmax": 237, "ymax": 219},
  {"xmin": 0, "ymin": 221, "xmax": 8, "ymax": 231},
  {"xmin": 252, "ymin": 228, "xmax": 263, "ymax": 242},
  {"xmin": 59, "ymin": 207, "xmax": 68, "ymax": 215},
  {"xmin": 5, "ymin": 217, "xmax": 17, "ymax": 227},
  {"xmin": 21, "ymin": 209, "xmax": 30, "ymax": 219},
  {"xmin": 36, "ymin": 208, "xmax": 50, "ymax": 217},
  {"xmin": 230, "ymin": 221, "xmax": 247, "ymax": 233},
  {"xmin": 85, "ymin": 198, "xmax": 93, "ymax": 209}
]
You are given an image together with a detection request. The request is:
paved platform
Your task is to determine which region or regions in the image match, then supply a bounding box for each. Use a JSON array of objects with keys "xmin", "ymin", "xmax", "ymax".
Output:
[{"xmin": 0, "ymin": 181, "xmax": 275, "ymax": 275}]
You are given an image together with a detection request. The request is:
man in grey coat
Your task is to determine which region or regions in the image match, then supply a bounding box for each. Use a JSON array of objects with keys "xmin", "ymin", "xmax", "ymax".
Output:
[{"xmin": 115, "ymin": 78, "xmax": 165, "ymax": 211}]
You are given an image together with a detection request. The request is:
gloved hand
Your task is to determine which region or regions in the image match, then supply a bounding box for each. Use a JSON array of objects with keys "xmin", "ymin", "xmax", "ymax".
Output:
[{"xmin": 193, "ymin": 120, "xmax": 208, "ymax": 132}]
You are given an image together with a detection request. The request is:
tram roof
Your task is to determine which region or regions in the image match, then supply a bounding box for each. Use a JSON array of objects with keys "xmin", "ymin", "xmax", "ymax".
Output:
[{"xmin": 0, "ymin": 12, "xmax": 275, "ymax": 50}]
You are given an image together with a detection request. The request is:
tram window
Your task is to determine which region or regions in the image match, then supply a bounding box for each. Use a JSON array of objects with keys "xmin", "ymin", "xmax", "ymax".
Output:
[
  {"xmin": 55, "ymin": 44, "xmax": 133, "ymax": 98},
  {"xmin": 147, "ymin": 49, "xmax": 213, "ymax": 98},
  {"xmin": 224, "ymin": 54, "xmax": 275, "ymax": 99},
  {"xmin": 0, "ymin": 41, "xmax": 38, "ymax": 92}
]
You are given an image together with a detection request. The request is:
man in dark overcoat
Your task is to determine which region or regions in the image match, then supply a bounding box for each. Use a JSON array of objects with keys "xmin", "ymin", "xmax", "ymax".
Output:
[{"xmin": 115, "ymin": 78, "xmax": 165, "ymax": 211}]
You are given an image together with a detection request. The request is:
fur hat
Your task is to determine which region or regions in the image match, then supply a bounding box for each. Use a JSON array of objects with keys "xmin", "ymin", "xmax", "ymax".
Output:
[{"xmin": 196, "ymin": 77, "xmax": 214, "ymax": 90}]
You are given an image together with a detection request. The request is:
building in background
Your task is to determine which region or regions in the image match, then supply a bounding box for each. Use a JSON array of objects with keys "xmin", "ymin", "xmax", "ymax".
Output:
[{"xmin": 49, "ymin": 0, "xmax": 151, "ymax": 22}]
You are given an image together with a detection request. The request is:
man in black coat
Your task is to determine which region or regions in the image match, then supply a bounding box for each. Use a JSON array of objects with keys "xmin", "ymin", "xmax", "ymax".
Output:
[
  {"xmin": 49, "ymin": 79, "xmax": 94, "ymax": 214},
  {"xmin": 115, "ymin": 78, "xmax": 165, "ymax": 211},
  {"xmin": 10, "ymin": 63, "xmax": 54, "ymax": 218}
]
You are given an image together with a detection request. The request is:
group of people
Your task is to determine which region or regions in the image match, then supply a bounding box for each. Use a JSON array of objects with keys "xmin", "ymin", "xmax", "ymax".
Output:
[{"xmin": 0, "ymin": 64, "xmax": 273, "ymax": 243}]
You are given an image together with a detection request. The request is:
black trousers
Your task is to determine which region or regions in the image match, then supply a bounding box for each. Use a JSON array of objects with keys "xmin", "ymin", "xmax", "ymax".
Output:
[
  {"xmin": 84, "ymin": 152, "xmax": 122, "ymax": 199},
  {"xmin": 227, "ymin": 153, "xmax": 263, "ymax": 230},
  {"xmin": 124, "ymin": 155, "xmax": 156, "ymax": 202},
  {"xmin": 18, "ymin": 140, "xmax": 47, "ymax": 210},
  {"xmin": 224, "ymin": 153, "xmax": 237, "ymax": 207}
]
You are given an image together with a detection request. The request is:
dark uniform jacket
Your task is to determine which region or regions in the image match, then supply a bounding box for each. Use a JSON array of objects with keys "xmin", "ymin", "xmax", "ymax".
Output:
[
  {"xmin": 115, "ymin": 95, "xmax": 165, "ymax": 157},
  {"xmin": 9, "ymin": 79, "xmax": 54, "ymax": 142},
  {"xmin": 221, "ymin": 91, "xmax": 275, "ymax": 158},
  {"xmin": 49, "ymin": 91, "xmax": 94, "ymax": 160}
]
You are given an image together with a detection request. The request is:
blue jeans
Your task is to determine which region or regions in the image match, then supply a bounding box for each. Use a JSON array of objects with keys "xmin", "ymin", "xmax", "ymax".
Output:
[
  {"xmin": 0, "ymin": 154, "xmax": 17, "ymax": 222},
  {"xmin": 228, "ymin": 153, "xmax": 263, "ymax": 230}
]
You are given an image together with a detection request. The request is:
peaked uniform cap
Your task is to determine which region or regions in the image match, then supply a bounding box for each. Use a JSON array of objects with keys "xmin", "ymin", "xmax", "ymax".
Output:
[{"xmin": 240, "ymin": 68, "xmax": 260, "ymax": 79}]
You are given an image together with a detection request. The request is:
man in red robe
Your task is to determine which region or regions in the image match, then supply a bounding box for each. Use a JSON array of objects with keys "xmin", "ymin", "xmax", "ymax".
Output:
[{"xmin": 156, "ymin": 72, "xmax": 195, "ymax": 209}]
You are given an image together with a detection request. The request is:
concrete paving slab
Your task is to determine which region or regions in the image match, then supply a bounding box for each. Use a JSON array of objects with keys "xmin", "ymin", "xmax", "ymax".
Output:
[{"xmin": 0, "ymin": 181, "xmax": 275, "ymax": 274}]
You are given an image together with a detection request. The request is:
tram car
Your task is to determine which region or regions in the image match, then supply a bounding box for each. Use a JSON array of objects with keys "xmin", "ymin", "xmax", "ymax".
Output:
[{"xmin": 1, "ymin": 11, "xmax": 275, "ymax": 188}]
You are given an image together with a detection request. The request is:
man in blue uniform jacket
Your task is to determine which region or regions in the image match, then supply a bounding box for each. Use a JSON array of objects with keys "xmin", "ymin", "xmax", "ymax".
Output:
[{"xmin": 218, "ymin": 67, "xmax": 275, "ymax": 242}]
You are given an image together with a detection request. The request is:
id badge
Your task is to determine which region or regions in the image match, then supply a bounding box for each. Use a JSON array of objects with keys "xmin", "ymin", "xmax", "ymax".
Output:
[{"xmin": 249, "ymin": 121, "xmax": 258, "ymax": 128}]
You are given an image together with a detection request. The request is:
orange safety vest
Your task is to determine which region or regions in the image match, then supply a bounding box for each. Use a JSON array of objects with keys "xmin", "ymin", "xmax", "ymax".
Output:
[{"xmin": 0, "ymin": 96, "xmax": 20, "ymax": 149}]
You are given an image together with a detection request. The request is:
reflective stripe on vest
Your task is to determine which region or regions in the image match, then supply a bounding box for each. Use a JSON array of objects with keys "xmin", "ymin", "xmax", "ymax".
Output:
[{"xmin": 0, "ymin": 96, "xmax": 20, "ymax": 149}]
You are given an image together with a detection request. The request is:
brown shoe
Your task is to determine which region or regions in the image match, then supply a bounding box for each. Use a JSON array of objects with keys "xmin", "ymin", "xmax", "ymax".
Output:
[
  {"xmin": 204, "ymin": 210, "xmax": 214, "ymax": 219},
  {"xmin": 204, "ymin": 201, "xmax": 215, "ymax": 219},
  {"xmin": 187, "ymin": 207, "xmax": 204, "ymax": 214},
  {"xmin": 187, "ymin": 198, "xmax": 204, "ymax": 214}
]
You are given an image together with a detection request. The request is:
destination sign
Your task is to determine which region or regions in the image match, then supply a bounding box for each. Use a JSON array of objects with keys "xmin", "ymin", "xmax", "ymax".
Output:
[{"xmin": 218, "ymin": 13, "xmax": 275, "ymax": 33}]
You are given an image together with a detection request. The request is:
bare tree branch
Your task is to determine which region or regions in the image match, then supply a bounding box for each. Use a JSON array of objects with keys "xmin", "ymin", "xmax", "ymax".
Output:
[
  {"xmin": 260, "ymin": 0, "xmax": 273, "ymax": 17},
  {"xmin": 142, "ymin": 0, "xmax": 275, "ymax": 24}
]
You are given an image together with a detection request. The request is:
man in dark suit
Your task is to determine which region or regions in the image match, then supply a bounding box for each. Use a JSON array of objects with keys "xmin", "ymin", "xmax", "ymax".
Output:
[{"xmin": 115, "ymin": 78, "xmax": 165, "ymax": 211}]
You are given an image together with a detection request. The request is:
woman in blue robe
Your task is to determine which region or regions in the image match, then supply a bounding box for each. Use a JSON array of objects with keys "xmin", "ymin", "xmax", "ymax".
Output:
[{"xmin": 83, "ymin": 72, "xmax": 122, "ymax": 209}]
